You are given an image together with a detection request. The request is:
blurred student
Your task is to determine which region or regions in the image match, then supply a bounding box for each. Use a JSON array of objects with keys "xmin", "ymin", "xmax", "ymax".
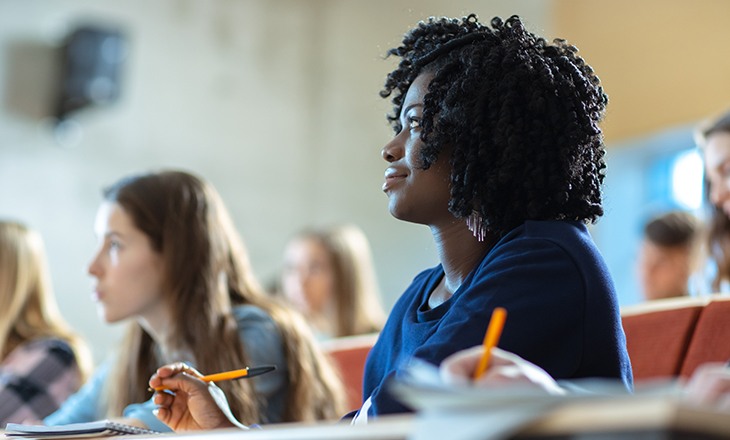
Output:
[
  {"xmin": 44, "ymin": 171, "xmax": 345, "ymax": 430},
  {"xmin": 0, "ymin": 221, "xmax": 92, "ymax": 424},
  {"xmin": 280, "ymin": 225, "xmax": 385, "ymax": 339},
  {"xmin": 698, "ymin": 109, "xmax": 730, "ymax": 293},
  {"xmin": 638, "ymin": 211, "xmax": 699, "ymax": 301}
]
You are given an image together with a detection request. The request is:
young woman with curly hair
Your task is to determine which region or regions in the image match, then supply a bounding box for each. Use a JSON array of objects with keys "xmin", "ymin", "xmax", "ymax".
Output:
[{"xmin": 149, "ymin": 14, "xmax": 632, "ymax": 430}]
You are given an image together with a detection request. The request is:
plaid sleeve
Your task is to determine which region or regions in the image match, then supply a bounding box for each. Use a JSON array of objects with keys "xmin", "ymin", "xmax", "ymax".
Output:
[{"xmin": 0, "ymin": 338, "xmax": 83, "ymax": 424}]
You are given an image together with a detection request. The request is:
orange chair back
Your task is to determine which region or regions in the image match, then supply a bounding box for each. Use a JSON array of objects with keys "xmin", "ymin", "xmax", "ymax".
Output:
[
  {"xmin": 320, "ymin": 333, "xmax": 379, "ymax": 413},
  {"xmin": 621, "ymin": 297, "xmax": 706, "ymax": 380},
  {"xmin": 680, "ymin": 298, "xmax": 730, "ymax": 377}
]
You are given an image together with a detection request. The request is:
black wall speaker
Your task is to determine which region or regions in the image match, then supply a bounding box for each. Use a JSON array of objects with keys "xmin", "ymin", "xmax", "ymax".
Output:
[{"xmin": 55, "ymin": 26, "xmax": 127, "ymax": 121}]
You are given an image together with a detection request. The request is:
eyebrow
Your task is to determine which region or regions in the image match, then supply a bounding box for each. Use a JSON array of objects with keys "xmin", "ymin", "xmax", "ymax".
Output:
[
  {"xmin": 103, "ymin": 231, "xmax": 124, "ymax": 239},
  {"xmin": 401, "ymin": 103, "xmax": 424, "ymax": 118}
]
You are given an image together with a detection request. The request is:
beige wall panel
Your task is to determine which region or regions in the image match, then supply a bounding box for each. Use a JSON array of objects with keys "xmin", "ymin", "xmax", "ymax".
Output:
[{"xmin": 554, "ymin": 0, "xmax": 730, "ymax": 142}]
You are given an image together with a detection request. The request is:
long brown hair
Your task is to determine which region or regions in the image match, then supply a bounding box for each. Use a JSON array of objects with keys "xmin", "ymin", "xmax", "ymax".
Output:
[
  {"xmin": 291, "ymin": 225, "xmax": 385, "ymax": 337},
  {"xmin": 0, "ymin": 221, "xmax": 92, "ymax": 379},
  {"xmin": 698, "ymin": 110, "xmax": 730, "ymax": 291},
  {"xmin": 103, "ymin": 171, "xmax": 346, "ymax": 423}
]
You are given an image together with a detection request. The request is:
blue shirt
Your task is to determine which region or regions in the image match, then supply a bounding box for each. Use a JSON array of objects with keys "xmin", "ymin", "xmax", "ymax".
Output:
[
  {"xmin": 361, "ymin": 220, "xmax": 633, "ymax": 417},
  {"xmin": 44, "ymin": 305, "xmax": 287, "ymax": 431}
]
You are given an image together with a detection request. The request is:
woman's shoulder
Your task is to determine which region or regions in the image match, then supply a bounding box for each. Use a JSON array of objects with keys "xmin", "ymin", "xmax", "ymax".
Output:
[
  {"xmin": 491, "ymin": 220, "xmax": 598, "ymax": 259},
  {"xmin": 472, "ymin": 219, "xmax": 610, "ymax": 290},
  {"xmin": 229, "ymin": 305, "xmax": 287, "ymax": 382},
  {"xmin": 231, "ymin": 304, "xmax": 280, "ymax": 338},
  {"xmin": 17, "ymin": 337, "xmax": 74, "ymax": 351},
  {"xmin": 3, "ymin": 337, "xmax": 76, "ymax": 369},
  {"xmin": 505, "ymin": 219, "xmax": 588, "ymax": 241},
  {"xmin": 231, "ymin": 304, "xmax": 273, "ymax": 323}
]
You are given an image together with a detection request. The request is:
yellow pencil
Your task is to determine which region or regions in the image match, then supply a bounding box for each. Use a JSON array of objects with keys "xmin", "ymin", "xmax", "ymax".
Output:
[
  {"xmin": 473, "ymin": 307, "xmax": 507, "ymax": 380},
  {"xmin": 150, "ymin": 365, "xmax": 276, "ymax": 392}
]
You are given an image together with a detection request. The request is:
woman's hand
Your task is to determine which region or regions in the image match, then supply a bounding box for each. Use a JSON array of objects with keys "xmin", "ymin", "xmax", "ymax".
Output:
[
  {"xmin": 149, "ymin": 363, "xmax": 247, "ymax": 432},
  {"xmin": 684, "ymin": 362, "xmax": 730, "ymax": 411},
  {"xmin": 440, "ymin": 346, "xmax": 566, "ymax": 395}
]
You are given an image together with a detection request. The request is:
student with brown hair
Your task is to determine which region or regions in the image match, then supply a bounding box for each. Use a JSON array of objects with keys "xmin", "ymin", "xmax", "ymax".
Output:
[
  {"xmin": 698, "ymin": 109, "xmax": 730, "ymax": 293},
  {"xmin": 0, "ymin": 221, "xmax": 92, "ymax": 424},
  {"xmin": 44, "ymin": 171, "xmax": 346, "ymax": 431},
  {"xmin": 280, "ymin": 225, "xmax": 385, "ymax": 339}
]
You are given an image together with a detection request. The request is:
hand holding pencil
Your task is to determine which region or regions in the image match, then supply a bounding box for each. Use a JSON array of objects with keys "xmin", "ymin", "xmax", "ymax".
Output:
[
  {"xmin": 149, "ymin": 365, "xmax": 276, "ymax": 392},
  {"xmin": 440, "ymin": 307, "xmax": 565, "ymax": 395},
  {"xmin": 149, "ymin": 363, "xmax": 271, "ymax": 432},
  {"xmin": 474, "ymin": 307, "xmax": 507, "ymax": 379}
]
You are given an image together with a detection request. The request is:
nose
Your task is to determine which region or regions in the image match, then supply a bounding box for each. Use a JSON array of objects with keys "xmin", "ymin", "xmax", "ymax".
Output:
[
  {"xmin": 709, "ymin": 179, "xmax": 730, "ymax": 208},
  {"xmin": 87, "ymin": 249, "xmax": 103, "ymax": 278},
  {"xmin": 382, "ymin": 134, "xmax": 405, "ymax": 163}
]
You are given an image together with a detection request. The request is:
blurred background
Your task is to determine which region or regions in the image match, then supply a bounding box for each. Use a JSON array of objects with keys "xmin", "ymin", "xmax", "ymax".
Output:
[{"xmin": 1, "ymin": 0, "xmax": 729, "ymax": 363}]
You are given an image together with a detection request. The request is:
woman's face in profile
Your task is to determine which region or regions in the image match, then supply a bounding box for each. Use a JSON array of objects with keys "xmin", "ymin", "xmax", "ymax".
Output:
[
  {"xmin": 87, "ymin": 202, "xmax": 166, "ymax": 324},
  {"xmin": 704, "ymin": 131, "xmax": 730, "ymax": 217},
  {"xmin": 381, "ymin": 73, "xmax": 453, "ymax": 226},
  {"xmin": 281, "ymin": 238, "xmax": 335, "ymax": 316}
]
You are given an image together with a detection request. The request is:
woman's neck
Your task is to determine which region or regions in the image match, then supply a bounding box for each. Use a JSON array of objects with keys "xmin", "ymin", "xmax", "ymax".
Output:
[
  {"xmin": 305, "ymin": 297, "xmax": 338, "ymax": 338},
  {"xmin": 137, "ymin": 304, "xmax": 170, "ymax": 343},
  {"xmin": 429, "ymin": 219, "xmax": 495, "ymax": 303},
  {"xmin": 139, "ymin": 312, "xmax": 197, "ymax": 365},
  {"xmin": 136, "ymin": 305, "xmax": 182, "ymax": 358}
]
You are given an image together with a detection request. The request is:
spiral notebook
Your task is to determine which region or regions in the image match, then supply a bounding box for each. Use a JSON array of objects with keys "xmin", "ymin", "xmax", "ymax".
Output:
[{"xmin": 5, "ymin": 420, "xmax": 159, "ymax": 438}]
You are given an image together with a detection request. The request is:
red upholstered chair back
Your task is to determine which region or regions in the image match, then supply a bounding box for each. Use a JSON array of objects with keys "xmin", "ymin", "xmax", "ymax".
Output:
[
  {"xmin": 621, "ymin": 297, "xmax": 705, "ymax": 381},
  {"xmin": 680, "ymin": 298, "xmax": 730, "ymax": 378},
  {"xmin": 320, "ymin": 333, "xmax": 379, "ymax": 413}
]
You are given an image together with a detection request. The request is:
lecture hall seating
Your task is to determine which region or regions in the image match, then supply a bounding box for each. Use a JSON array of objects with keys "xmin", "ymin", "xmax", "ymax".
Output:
[
  {"xmin": 621, "ymin": 295, "xmax": 730, "ymax": 381},
  {"xmin": 320, "ymin": 332, "xmax": 380, "ymax": 413}
]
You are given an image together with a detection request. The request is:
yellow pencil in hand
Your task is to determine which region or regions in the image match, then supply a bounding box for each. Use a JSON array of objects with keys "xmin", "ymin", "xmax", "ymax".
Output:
[
  {"xmin": 150, "ymin": 365, "xmax": 276, "ymax": 392},
  {"xmin": 473, "ymin": 307, "xmax": 507, "ymax": 380}
]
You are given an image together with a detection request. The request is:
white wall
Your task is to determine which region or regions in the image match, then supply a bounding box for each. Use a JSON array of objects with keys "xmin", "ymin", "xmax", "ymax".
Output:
[{"xmin": 0, "ymin": 0, "xmax": 550, "ymax": 363}]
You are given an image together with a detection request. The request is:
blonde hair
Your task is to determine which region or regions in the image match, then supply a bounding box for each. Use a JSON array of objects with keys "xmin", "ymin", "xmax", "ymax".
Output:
[
  {"xmin": 0, "ymin": 221, "xmax": 92, "ymax": 379},
  {"xmin": 289, "ymin": 225, "xmax": 385, "ymax": 337},
  {"xmin": 103, "ymin": 171, "xmax": 346, "ymax": 423}
]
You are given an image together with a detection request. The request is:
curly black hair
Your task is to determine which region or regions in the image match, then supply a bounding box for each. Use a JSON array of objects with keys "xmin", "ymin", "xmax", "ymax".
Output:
[{"xmin": 381, "ymin": 14, "xmax": 608, "ymax": 237}]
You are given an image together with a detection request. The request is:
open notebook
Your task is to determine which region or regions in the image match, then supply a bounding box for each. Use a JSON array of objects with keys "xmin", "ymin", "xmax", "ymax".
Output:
[{"xmin": 5, "ymin": 421, "xmax": 159, "ymax": 438}]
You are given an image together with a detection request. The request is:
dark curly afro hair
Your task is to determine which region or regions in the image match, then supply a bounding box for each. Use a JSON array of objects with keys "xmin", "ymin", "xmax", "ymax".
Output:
[{"xmin": 381, "ymin": 14, "xmax": 608, "ymax": 238}]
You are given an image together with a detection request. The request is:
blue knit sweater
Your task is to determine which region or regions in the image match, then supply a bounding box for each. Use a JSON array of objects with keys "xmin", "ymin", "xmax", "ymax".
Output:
[{"xmin": 361, "ymin": 220, "xmax": 633, "ymax": 417}]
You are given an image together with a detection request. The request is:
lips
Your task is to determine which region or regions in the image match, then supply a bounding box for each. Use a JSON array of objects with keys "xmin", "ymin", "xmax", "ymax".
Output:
[
  {"xmin": 91, "ymin": 288, "xmax": 103, "ymax": 302},
  {"xmin": 383, "ymin": 168, "xmax": 407, "ymax": 191}
]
